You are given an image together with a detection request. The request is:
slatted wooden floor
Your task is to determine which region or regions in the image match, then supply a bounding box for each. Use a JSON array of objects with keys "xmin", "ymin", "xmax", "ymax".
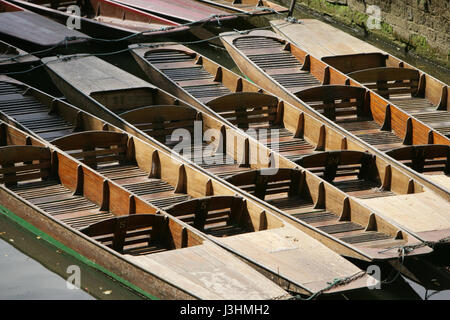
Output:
[
  {"xmin": 233, "ymin": 37, "xmax": 404, "ymax": 151},
  {"xmin": 8, "ymin": 178, "xmax": 115, "ymax": 230},
  {"xmin": 0, "ymin": 82, "xmax": 75, "ymax": 141},
  {"xmin": 264, "ymin": 190, "xmax": 396, "ymax": 246},
  {"xmin": 390, "ymin": 95, "xmax": 450, "ymax": 137},
  {"xmin": 138, "ymin": 52, "xmax": 401, "ymax": 247}
]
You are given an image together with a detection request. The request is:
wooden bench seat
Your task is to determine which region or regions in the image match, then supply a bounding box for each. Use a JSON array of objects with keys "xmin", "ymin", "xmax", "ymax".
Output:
[
  {"xmin": 385, "ymin": 144, "xmax": 449, "ymax": 174},
  {"xmin": 165, "ymin": 196, "xmax": 252, "ymax": 237},
  {"xmin": 224, "ymin": 167, "xmax": 395, "ymax": 246},
  {"xmin": 80, "ymin": 214, "xmax": 172, "ymax": 255}
]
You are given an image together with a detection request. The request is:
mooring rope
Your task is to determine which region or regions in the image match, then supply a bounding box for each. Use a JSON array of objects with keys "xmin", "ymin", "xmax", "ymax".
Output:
[
  {"xmin": 378, "ymin": 236, "xmax": 450, "ymax": 285},
  {"xmin": 288, "ymin": 235, "xmax": 449, "ymax": 300},
  {"xmin": 0, "ymin": 18, "xmax": 294, "ymax": 76},
  {"xmin": 289, "ymin": 270, "xmax": 367, "ymax": 300},
  {"xmin": 0, "ymin": 7, "xmax": 283, "ymax": 64},
  {"xmin": 378, "ymin": 236, "xmax": 450, "ymax": 255}
]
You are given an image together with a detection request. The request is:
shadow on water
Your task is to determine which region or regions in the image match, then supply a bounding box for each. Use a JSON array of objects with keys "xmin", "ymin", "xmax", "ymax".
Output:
[
  {"xmin": 2, "ymin": 9, "xmax": 448, "ymax": 300},
  {"xmin": 0, "ymin": 213, "xmax": 147, "ymax": 300}
]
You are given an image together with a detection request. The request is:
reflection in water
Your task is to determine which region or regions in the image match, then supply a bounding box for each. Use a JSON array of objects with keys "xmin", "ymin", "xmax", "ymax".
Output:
[{"xmin": 405, "ymin": 277, "xmax": 450, "ymax": 300}]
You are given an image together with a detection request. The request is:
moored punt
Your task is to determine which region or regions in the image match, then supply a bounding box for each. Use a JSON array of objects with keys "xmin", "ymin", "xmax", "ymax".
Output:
[
  {"xmin": 194, "ymin": 0, "xmax": 288, "ymax": 15},
  {"xmin": 0, "ymin": 40, "xmax": 39, "ymax": 72},
  {"xmin": 0, "ymin": 0, "xmax": 89, "ymax": 49},
  {"xmin": 36, "ymin": 56, "xmax": 439, "ymax": 260},
  {"xmin": 9, "ymin": 0, "xmax": 188, "ymax": 40},
  {"xmin": 270, "ymin": 18, "xmax": 449, "ymax": 137},
  {"xmin": 0, "ymin": 122, "xmax": 294, "ymax": 300},
  {"xmin": 219, "ymin": 30, "xmax": 450, "ymax": 196},
  {"xmin": 0, "ymin": 79, "xmax": 379, "ymax": 296}
]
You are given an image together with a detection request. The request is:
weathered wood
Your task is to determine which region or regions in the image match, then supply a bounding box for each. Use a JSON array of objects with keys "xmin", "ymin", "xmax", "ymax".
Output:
[
  {"xmin": 0, "ymin": 0, "xmax": 89, "ymax": 47},
  {"xmin": 8, "ymin": 0, "xmax": 188, "ymax": 38}
]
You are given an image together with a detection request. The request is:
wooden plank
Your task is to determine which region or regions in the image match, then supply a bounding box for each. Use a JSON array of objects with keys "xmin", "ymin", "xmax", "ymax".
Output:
[
  {"xmin": 271, "ymin": 19, "xmax": 384, "ymax": 59},
  {"xmin": 125, "ymin": 241, "xmax": 288, "ymax": 299},
  {"xmin": 360, "ymin": 191, "xmax": 450, "ymax": 236}
]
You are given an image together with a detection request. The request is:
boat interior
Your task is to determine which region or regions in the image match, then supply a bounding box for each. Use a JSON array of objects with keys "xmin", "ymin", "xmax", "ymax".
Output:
[
  {"xmin": 0, "ymin": 77, "xmax": 424, "ymax": 260},
  {"xmin": 221, "ymin": 32, "xmax": 449, "ymax": 149},
  {"xmin": 323, "ymin": 53, "xmax": 450, "ymax": 138},
  {"xmin": 0, "ymin": 140, "xmax": 203, "ymax": 255}
]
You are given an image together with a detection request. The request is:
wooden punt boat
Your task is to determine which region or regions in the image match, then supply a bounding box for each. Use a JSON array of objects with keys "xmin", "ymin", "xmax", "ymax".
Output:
[
  {"xmin": 270, "ymin": 19, "xmax": 449, "ymax": 136},
  {"xmin": 37, "ymin": 55, "xmax": 438, "ymax": 261},
  {"xmin": 9, "ymin": 0, "xmax": 188, "ymax": 40},
  {"xmin": 271, "ymin": 19, "xmax": 450, "ymax": 141},
  {"xmin": 0, "ymin": 40, "xmax": 39, "ymax": 72},
  {"xmin": 0, "ymin": 121, "xmax": 296, "ymax": 300},
  {"xmin": 193, "ymin": 0, "xmax": 288, "ymax": 15},
  {"xmin": 219, "ymin": 30, "xmax": 450, "ymax": 194},
  {"xmin": 0, "ymin": 0, "xmax": 89, "ymax": 49},
  {"xmin": 0, "ymin": 77, "xmax": 378, "ymax": 297}
]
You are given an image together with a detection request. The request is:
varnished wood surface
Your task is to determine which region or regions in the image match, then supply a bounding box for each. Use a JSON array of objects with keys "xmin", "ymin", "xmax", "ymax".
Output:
[
  {"xmin": 270, "ymin": 19, "xmax": 384, "ymax": 59},
  {"xmin": 0, "ymin": 0, "xmax": 89, "ymax": 47}
]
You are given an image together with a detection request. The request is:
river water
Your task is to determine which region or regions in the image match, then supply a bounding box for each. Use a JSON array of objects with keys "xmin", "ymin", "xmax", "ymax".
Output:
[{"xmin": 0, "ymin": 7, "xmax": 449, "ymax": 300}]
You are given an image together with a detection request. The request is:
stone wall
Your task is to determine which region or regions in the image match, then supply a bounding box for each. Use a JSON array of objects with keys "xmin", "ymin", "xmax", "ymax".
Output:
[{"xmin": 277, "ymin": 0, "xmax": 449, "ymax": 67}]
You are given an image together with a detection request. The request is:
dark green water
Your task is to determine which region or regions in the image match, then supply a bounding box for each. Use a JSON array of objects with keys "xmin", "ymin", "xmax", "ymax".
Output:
[
  {"xmin": 1, "ymin": 7, "xmax": 449, "ymax": 300},
  {"xmin": 0, "ymin": 213, "xmax": 147, "ymax": 300}
]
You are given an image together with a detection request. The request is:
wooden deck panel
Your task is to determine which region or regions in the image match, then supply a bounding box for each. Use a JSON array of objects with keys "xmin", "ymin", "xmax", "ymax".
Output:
[
  {"xmin": 270, "ymin": 19, "xmax": 384, "ymax": 59},
  {"xmin": 218, "ymin": 226, "xmax": 368, "ymax": 293},
  {"xmin": 125, "ymin": 240, "xmax": 289, "ymax": 300},
  {"xmin": 360, "ymin": 191, "xmax": 450, "ymax": 235}
]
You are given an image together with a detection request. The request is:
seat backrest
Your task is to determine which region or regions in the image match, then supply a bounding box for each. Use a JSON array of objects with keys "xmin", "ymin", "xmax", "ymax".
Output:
[
  {"xmin": 322, "ymin": 52, "xmax": 388, "ymax": 74},
  {"xmin": 165, "ymin": 196, "xmax": 245, "ymax": 232},
  {"xmin": 295, "ymin": 85, "xmax": 367, "ymax": 121},
  {"xmin": 225, "ymin": 168, "xmax": 303, "ymax": 200},
  {"xmin": 52, "ymin": 131, "xmax": 128, "ymax": 168},
  {"xmin": 79, "ymin": 214, "xmax": 168, "ymax": 253},
  {"xmin": 348, "ymin": 67, "xmax": 420, "ymax": 99},
  {"xmin": 120, "ymin": 106, "xmax": 198, "ymax": 146},
  {"xmin": 0, "ymin": 145, "xmax": 51, "ymax": 186},
  {"xmin": 386, "ymin": 145, "xmax": 449, "ymax": 174},
  {"xmin": 206, "ymin": 92, "xmax": 279, "ymax": 129},
  {"xmin": 294, "ymin": 150, "xmax": 377, "ymax": 183}
]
